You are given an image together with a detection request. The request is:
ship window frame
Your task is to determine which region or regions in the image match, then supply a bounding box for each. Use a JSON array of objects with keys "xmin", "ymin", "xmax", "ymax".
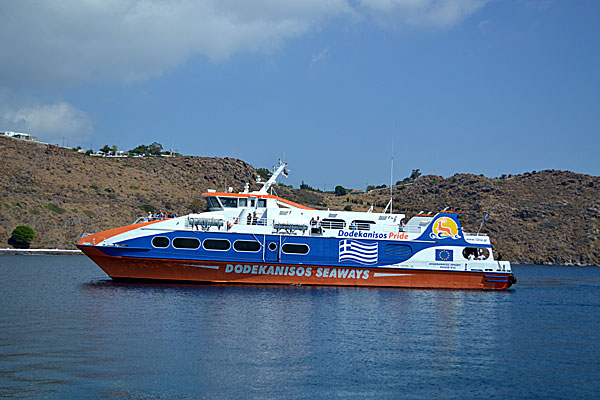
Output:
[
  {"xmin": 239, "ymin": 198, "xmax": 247, "ymax": 207},
  {"xmin": 351, "ymin": 220, "xmax": 375, "ymax": 231},
  {"xmin": 220, "ymin": 197, "xmax": 237, "ymax": 208},
  {"xmin": 321, "ymin": 218, "xmax": 346, "ymax": 230},
  {"xmin": 205, "ymin": 196, "xmax": 223, "ymax": 211},
  {"xmin": 257, "ymin": 199, "xmax": 267, "ymax": 208},
  {"xmin": 233, "ymin": 240, "xmax": 261, "ymax": 252},
  {"xmin": 282, "ymin": 243, "xmax": 310, "ymax": 255},
  {"xmin": 203, "ymin": 238, "xmax": 231, "ymax": 251},
  {"xmin": 151, "ymin": 236, "xmax": 170, "ymax": 248},
  {"xmin": 172, "ymin": 237, "xmax": 201, "ymax": 250},
  {"xmin": 463, "ymin": 247, "xmax": 490, "ymax": 260}
]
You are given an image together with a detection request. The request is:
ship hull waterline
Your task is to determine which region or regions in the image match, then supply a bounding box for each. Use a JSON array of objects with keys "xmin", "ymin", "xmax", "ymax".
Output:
[{"xmin": 79, "ymin": 245, "xmax": 514, "ymax": 290}]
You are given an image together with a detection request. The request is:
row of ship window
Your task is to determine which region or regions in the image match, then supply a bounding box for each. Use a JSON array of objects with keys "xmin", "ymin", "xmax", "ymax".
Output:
[
  {"xmin": 151, "ymin": 236, "xmax": 492, "ymax": 261},
  {"xmin": 151, "ymin": 236, "xmax": 310, "ymax": 254}
]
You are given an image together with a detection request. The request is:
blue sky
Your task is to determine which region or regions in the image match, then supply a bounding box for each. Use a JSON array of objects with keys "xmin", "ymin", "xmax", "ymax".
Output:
[{"xmin": 1, "ymin": 1, "xmax": 598, "ymax": 190}]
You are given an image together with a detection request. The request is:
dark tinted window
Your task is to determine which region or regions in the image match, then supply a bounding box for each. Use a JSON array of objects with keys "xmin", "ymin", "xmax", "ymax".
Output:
[
  {"xmin": 173, "ymin": 237, "xmax": 200, "ymax": 249},
  {"xmin": 205, "ymin": 197, "xmax": 222, "ymax": 210},
  {"xmin": 257, "ymin": 199, "xmax": 267, "ymax": 208},
  {"xmin": 282, "ymin": 243, "xmax": 309, "ymax": 254},
  {"xmin": 152, "ymin": 236, "xmax": 170, "ymax": 248},
  {"xmin": 220, "ymin": 197, "xmax": 237, "ymax": 208},
  {"xmin": 203, "ymin": 239, "xmax": 231, "ymax": 251},
  {"xmin": 463, "ymin": 247, "xmax": 490, "ymax": 260},
  {"xmin": 233, "ymin": 240, "xmax": 261, "ymax": 252}
]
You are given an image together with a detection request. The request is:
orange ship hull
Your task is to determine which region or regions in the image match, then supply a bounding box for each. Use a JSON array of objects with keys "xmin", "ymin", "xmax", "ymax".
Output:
[{"xmin": 79, "ymin": 245, "xmax": 515, "ymax": 290}]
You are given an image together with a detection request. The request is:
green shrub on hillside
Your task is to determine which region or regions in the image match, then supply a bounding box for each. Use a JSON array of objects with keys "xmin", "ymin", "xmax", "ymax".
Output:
[
  {"xmin": 9, "ymin": 225, "xmax": 35, "ymax": 249},
  {"xmin": 83, "ymin": 210, "xmax": 96, "ymax": 218},
  {"xmin": 48, "ymin": 203, "xmax": 66, "ymax": 214},
  {"xmin": 140, "ymin": 204, "xmax": 156, "ymax": 213}
]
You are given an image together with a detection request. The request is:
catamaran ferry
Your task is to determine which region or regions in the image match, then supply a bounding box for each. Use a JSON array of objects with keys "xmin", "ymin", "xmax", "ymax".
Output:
[{"xmin": 78, "ymin": 162, "xmax": 516, "ymax": 290}]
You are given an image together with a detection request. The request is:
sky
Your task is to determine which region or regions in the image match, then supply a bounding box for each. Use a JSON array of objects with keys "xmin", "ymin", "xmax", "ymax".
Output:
[{"xmin": 1, "ymin": 0, "xmax": 599, "ymax": 190}]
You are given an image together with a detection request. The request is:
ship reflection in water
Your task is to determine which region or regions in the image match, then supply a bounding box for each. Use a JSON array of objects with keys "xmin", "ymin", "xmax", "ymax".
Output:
[{"xmin": 0, "ymin": 256, "xmax": 598, "ymax": 399}]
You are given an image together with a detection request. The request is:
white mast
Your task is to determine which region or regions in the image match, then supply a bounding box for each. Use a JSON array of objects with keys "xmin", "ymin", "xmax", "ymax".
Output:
[
  {"xmin": 390, "ymin": 121, "xmax": 394, "ymax": 214},
  {"xmin": 258, "ymin": 160, "xmax": 287, "ymax": 194},
  {"xmin": 383, "ymin": 121, "xmax": 395, "ymax": 215}
]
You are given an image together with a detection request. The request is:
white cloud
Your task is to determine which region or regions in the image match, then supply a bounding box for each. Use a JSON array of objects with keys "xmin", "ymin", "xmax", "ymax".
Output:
[
  {"xmin": 358, "ymin": 0, "xmax": 490, "ymax": 27},
  {"xmin": 0, "ymin": 0, "xmax": 489, "ymax": 89},
  {"xmin": 311, "ymin": 48, "xmax": 330, "ymax": 65},
  {"xmin": 2, "ymin": 102, "xmax": 94, "ymax": 142}
]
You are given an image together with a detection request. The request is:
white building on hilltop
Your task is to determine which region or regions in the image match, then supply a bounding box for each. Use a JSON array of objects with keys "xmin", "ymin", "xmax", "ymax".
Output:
[{"xmin": 1, "ymin": 131, "xmax": 38, "ymax": 142}]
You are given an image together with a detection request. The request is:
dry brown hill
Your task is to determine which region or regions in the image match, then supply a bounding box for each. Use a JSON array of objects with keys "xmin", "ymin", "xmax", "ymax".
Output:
[
  {"xmin": 0, "ymin": 136, "xmax": 258, "ymax": 248},
  {"xmin": 1, "ymin": 135, "xmax": 598, "ymax": 265}
]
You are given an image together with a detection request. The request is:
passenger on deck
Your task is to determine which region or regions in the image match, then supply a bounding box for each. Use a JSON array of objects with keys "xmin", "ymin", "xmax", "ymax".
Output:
[
  {"xmin": 468, "ymin": 253, "xmax": 475, "ymax": 261},
  {"xmin": 316, "ymin": 216, "xmax": 322, "ymax": 233},
  {"xmin": 350, "ymin": 221, "xmax": 356, "ymax": 230},
  {"xmin": 247, "ymin": 213, "xmax": 252, "ymax": 225},
  {"xmin": 252, "ymin": 212, "xmax": 258, "ymax": 225}
]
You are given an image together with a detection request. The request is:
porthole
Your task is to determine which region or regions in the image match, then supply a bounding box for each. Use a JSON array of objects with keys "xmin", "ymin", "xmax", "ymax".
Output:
[
  {"xmin": 268, "ymin": 242, "xmax": 277, "ymax": 251},
  {"xmin": 173, "ymin": 237, "xmax": 200, "ymax": 249},
  {"xmin": 282, "ymin": 243, "xmax": 309, "ymax": 255},
  {"xmin": 203, "ymin": 239, "xmax": 231, "ymax": 251},
  {"xmin": 152, "ymin": 236, "xmax": 170, "ymax": 248},
  {"xmin": 233, "ymin": 240, "xmax": 261, "ymax": 252}
]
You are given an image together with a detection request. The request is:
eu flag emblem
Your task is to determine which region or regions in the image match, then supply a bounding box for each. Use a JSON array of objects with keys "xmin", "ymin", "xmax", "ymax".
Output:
[{"xmin": 435, "ymin": 249, "xmax": 453, "ymax": 261}]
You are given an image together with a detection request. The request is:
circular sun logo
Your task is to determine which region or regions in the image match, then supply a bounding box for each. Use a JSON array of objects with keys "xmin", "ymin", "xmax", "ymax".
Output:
[{"xmin": 431, "ymin": 217, "xmax": 460, "ymax": 240}]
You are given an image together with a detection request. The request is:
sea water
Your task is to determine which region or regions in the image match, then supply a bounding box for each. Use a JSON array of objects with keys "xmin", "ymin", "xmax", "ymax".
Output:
[{"xmin": 0, "ymin": 255, "xmax": 599, "ymax": 399}]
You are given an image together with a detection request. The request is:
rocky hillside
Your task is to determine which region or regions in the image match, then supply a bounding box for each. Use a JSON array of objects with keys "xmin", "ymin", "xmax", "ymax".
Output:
[
  {"xmin": 1, "ymin": 136, "xmax": 598, "ymax": 266},
  {"xmin": 336, "ymin": 173, "xmax": 599, "ymax": 266},
  {"xmin": 0, "ymin": 136, "xmax": 259, "ymax": 249}
]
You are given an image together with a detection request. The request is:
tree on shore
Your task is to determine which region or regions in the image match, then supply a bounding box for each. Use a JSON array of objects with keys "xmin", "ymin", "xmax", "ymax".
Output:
[
  {"xmin": 397, "ymin": 168, "xmax": 422, "ymax": 185},
  {"xmin": 148, "ymin": 142, "xmax": 163, "ymax": 155},
  {"xmin": 8, "ymin": 225, "xmax": 35, "ymax": 249},
  {"xmin": 335, "ymin": 185, "xmax": 348, "ymax": 196},
  {"xmin": 256, "ymin": 168, "xmax": 272, "ymax": 181},
  {"xmin": 130, "ymin": 142, "xmax": 163, "ymax": 156},
  {"xmin": 100, "ymin": 144, "xmax": 112, "ymax": 154}
]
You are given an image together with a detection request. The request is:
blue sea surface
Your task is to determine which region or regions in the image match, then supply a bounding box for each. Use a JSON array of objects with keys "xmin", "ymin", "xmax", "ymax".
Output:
[{"xmin": 0, "ymin": 255, "xmax": 599, "ymax": 399}]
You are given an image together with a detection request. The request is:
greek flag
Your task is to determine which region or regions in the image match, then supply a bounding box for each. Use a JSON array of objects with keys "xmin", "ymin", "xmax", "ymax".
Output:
[{"xmin": 339, "ymin": 240, "xmax": 378, "ymax": 265}]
